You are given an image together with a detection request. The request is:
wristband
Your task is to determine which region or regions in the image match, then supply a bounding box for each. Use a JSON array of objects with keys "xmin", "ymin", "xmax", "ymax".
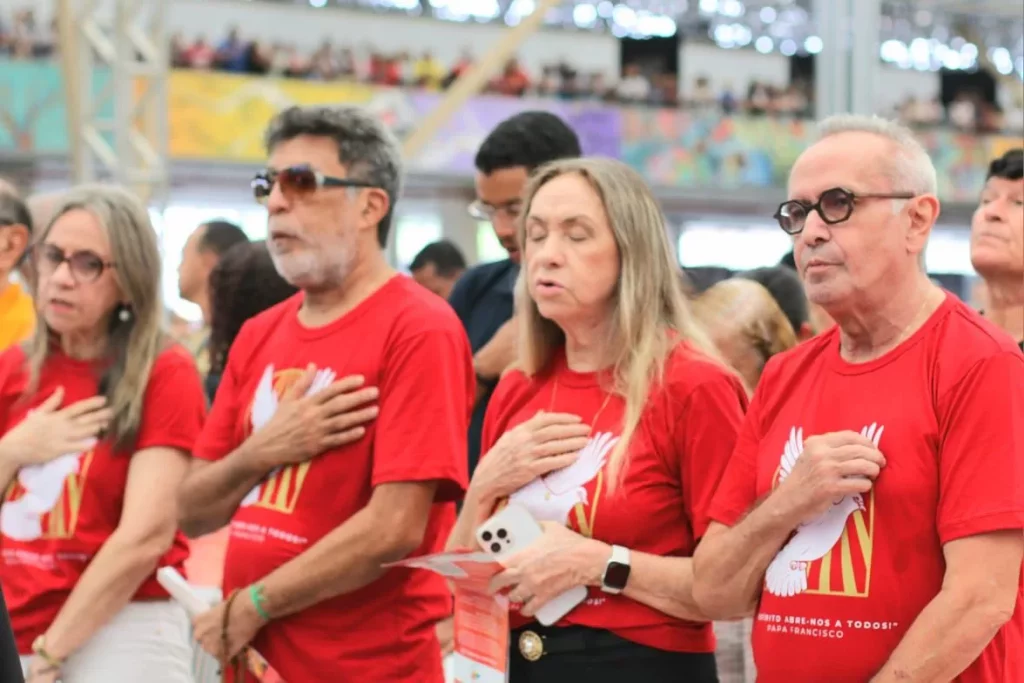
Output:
[{"xmin": 248, "ymin": 583, "xmax": 271, "ymax": 622}]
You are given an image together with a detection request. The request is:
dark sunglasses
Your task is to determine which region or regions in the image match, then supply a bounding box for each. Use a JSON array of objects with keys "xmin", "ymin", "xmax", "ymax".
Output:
[
  {"xmin": 774, "ymin": 187, "xmax": 916, "ymax": 235},
  {"xmin": 35, "ymin": 243, "xmax": 114, "ymax": 284},
  {"xmin": 251, "ymin": 165, "xmax": 376, "ymax": 204}
]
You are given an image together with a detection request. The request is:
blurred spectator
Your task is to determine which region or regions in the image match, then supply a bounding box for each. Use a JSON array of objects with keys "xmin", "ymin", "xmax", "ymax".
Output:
[
  {"xmin": 0, "ymin": 183, "xmax": 33, "ymax": 352},
  {"xmin": 736, "ymin": 265, "xmax": 813, "ymax": 341},
  {"xmin": 183, "ymin": 35, "xmax": 216, "ymax": 69},
  {"xmin": 970, "ymin": 148, "xmax": 1024, "ymax": 349},
  {"xmin": 691, "ymin": 277, "xmax": 798, "ymax": 396},
  {"xmin": 492, "ymin": 58, "xmax": 530, "ymax": 97},
  {"xmin": 616, "ymin": 63, "xmax": 651, "ymax": 102},
  {"xmin": 414, "ymin": 50, "xmax": 445, "ymax": 90},
  {"xmin": 177, "ymin": 220, "xmax": 250, "ymax": 383},
  {"xmin": 410, "ymin": 240, "xmax": 467, "ymax": 299}
]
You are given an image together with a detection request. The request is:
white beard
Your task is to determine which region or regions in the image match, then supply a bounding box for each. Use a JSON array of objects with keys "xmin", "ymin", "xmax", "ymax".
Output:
[{"xmin": 269, "ymin": 232, "xmax": 356, "ymax": 290}]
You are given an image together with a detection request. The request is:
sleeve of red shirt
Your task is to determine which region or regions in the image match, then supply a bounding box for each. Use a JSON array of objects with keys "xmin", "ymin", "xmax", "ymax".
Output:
[
  {"xmin": 706, "ymin": 360, "xmax": 777, "ymax": 528},
  {"xmin": 673, "ymin": 367, "xmax": 749, "ymax": 540},
  {"xmin": 192, "ymin": 325, "xmax": 252, "ymax": 462},
  {"xmin": 372, "ymin": 326, "xmax": 474, "ymax": 502},
  {"xmin": 135, "ymin": 346, "xmax": 208, "ymax": 454},
  {"xmin": 936, "ymin": 350, "xmax": 1024, "ymax": 544}
]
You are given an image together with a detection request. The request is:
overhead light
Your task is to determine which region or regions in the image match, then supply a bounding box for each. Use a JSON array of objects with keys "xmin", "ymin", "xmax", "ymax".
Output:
[
  {"xmin": 755, "ymin": 36, "xmax": 773, "ymax": 53},
  {"xmin": 309, "ymin": 0, "xmax": 328, "ymax": 7},
  {"xmin": 759, "ymin": 6, "xmax": 776, "ymax": 23},
  {"xmin": 804, "ymin": 35, "xmax": 823, "ymax": 54},
  {"xmin": 573, "ymin": 3, "xmax": 598, "ymax": 27},
  {"xmin": 734, "ymin": 24, "xmax": 752, "ymax": 46},
  {"xmin": 720, "ymin": 0, "xmax": 744, "ymax": 18},
  {"xmin": 780, "ymin": 38, "xmax": 796, "ymax": 56}
]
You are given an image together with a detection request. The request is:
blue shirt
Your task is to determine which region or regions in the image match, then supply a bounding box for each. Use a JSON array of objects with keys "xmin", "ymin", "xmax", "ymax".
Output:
[{"xmin": 448, "ymin": 259, "xmax": 519, "ymax": 472}]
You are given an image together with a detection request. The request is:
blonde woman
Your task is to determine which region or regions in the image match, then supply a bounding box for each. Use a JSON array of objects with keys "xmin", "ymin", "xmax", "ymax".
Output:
[
  {"xmin": 448, "ymin": 158, "xmax": 748, "ymax": 682},
  {"xmin": 691, "ymin": 277, "xmax": 799, "ymax": 397},
  {"xmin": 0, "ymin": 184, "xmax": 207, "ymax": 683}
]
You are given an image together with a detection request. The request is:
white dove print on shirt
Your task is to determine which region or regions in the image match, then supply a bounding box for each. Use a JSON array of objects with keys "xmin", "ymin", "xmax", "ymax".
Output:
[
  {"xmin": 1, "ymin": 445, "xmax": 92, "ymax": 541},
  {"xmin": 510, "ymin": 432, "xmax": 620, "ymax": 524},
  {"xmin": 765, "ymin": 422, "xmax": 884, "ymax": 598},
  {"xmin": 240, "ymin": 364, "xmax": 337, "ymax": 508}
]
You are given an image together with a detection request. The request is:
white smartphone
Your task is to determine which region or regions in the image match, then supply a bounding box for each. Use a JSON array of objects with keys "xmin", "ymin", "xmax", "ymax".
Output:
[{"xmin": 475, "ymin": 504, "xmax": 588, "ymax": 626}]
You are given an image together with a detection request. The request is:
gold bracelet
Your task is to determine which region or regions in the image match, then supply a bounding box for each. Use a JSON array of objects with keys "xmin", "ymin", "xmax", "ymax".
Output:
[{"xmin": 31, "ymin": 634, "xmax": 65, "ymax": 669}]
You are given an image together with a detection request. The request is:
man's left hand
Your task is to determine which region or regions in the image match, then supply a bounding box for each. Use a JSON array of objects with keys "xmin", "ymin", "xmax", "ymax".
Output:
[
  {"xmin": 488, "ymin": 522, "xmax": 609, "ymax": 618},
  {"xmin": 193, "ymin": 590, "xmax": 266, "ymax": 662}
]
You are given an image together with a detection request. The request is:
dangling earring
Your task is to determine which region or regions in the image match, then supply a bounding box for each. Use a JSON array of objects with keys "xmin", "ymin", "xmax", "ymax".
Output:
[{"xmin": 118, "ymin": 307, "xmax": 132, "ymax": 323}]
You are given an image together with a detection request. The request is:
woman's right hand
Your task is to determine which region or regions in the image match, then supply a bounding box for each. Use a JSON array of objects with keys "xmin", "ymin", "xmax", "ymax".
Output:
[
  {"xmin": 470, "ymin": 411, "xmax": 592, "ymax": 504},
  {"xmin": 0, "ymin": 387, "xmax": 113, "ymax": 467}
]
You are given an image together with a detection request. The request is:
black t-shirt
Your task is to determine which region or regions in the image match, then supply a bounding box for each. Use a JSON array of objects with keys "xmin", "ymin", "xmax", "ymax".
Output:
[{"xmin": 448, "ymin": 258, "xmax": 519, "ymax": 473}]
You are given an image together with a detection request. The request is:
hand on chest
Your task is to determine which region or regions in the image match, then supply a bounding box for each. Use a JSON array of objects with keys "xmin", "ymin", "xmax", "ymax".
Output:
[{"xmin": 509, "ymin": 431, "xmax": 620, "ymax": 532}]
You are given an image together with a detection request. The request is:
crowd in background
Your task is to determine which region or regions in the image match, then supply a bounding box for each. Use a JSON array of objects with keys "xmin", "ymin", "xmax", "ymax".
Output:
[{"xmin": 4, "ymin": 4, "xmax": 1022, "ymax": 130}]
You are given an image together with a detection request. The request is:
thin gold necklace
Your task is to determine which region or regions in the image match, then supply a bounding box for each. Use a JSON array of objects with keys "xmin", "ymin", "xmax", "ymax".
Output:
[{"xmin": 539, "ymin": 371, "xmax": 614, "ymax": 498}]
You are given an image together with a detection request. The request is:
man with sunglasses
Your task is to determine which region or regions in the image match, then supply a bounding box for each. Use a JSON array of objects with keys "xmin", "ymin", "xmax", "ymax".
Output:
[
  {"xmin": 0, "ymin": 183, "xmax": 34, "ymax": 352},
  {"xmin": 450, "ymin": 111, "xmax": 582, "ymax": 475},
  {"xmin": 693, "ymin": 115, "xmax": 1024, "ymax": 683},
  {"xmin": 178, "ymin": 105, "xmax": 474, "ymax": 682}
]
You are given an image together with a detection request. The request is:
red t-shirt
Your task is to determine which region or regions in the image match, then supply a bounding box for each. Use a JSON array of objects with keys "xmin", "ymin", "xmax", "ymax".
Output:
[
  {"xmin": 709, "ymin": 293, "xmax": 1024, "ymax": 683},
  {"xmin": 194, "ymin": 275, "xmax": 473, "ymax": 682},
  {"xmin": 0, "ymin": 344, "xmax": 206, "ymax": 653},
  {"xmin": 481, "ymin": 341, "xmax": 747, "ymax": 652}
]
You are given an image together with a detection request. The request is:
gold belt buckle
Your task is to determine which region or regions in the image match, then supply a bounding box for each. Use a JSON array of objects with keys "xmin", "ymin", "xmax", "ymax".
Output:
[{"xmin": 518, "ymin": 630, "xmax": 544, "ymax": 661}]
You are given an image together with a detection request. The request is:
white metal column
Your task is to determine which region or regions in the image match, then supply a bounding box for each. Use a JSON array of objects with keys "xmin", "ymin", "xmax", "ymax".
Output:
[
  {"xmin": 58, "ymin": 0, "xmax": 170, "ymax": 207},
  {"xmin": 813, "ymin": 0, "xmax": 881, "ymax": 118}
]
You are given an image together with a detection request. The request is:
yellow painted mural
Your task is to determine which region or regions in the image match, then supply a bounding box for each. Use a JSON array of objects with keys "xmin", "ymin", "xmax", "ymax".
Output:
[{"xmin": 168, "ymin": 70, "xmax": 380, "ymax": 161}]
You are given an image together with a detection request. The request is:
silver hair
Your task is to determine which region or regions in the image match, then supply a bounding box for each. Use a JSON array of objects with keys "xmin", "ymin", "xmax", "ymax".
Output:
[
  {"xmin": 816, "ymin": 114, "xmax": 938, "ymax": 196},
  {"xmin": 265, "ymin": 106, "xmax": 403, "ymax": 247}
]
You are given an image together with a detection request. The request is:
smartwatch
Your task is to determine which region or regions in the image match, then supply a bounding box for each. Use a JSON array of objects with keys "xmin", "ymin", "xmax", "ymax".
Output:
[{"xmin": 601, "ymin": 545, "xmax": 631, "ymax": 594}]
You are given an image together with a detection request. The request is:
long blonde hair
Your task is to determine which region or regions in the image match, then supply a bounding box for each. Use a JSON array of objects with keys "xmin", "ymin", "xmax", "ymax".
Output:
[
  {"xmin": 25, "ymin": 184, "xmax": 167, "ymax": 453},
  {"xmin": 515, "ymin": 158, "xmax": 721, "ymax": 489}
]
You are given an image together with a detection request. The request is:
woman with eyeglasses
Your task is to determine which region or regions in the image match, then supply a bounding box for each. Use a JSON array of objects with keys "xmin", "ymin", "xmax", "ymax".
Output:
[
  {"xmin": 0, "ymin": 184, "xmax": 206, "ymax": 683},
  {"xmin": 447, "ymin": 158, "xmax": 748, "ymax": 682}
]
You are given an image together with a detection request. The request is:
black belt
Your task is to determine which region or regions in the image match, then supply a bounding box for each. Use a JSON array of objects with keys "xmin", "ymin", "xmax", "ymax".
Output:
[{"xmin": 512, "ymin": 624, "xmax": 635, "ymax": 662}]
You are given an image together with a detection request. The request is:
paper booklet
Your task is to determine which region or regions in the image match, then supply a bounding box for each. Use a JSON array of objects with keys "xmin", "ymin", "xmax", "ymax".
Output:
[
  {"xmin": 156, "ymin": 567, "xmax": 285, "ymax": 683},
  {"xmin": 387, "ymin": 550, "xmax": 510, "ymax": 683}
]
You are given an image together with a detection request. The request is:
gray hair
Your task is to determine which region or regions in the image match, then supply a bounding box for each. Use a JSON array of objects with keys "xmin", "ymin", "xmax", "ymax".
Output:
[
  {"xmin": 817, "ymin": 114, "xmax": 936, "ymax": 269},
  {"xmin": 816, "ymin": 114, "xmax": 938, "ymax": 196},
  {"xmin": 265, "ymin": 106, "xmax": 403, "ymax": 247}
]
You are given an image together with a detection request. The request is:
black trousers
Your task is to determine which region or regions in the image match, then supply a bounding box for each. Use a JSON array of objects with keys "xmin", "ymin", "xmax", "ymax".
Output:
[
  {"xmin": 0, "ymin": 585, "xmax": 23, "ymax": 683},
  {"xmin": 509, "ymin": 625, "xmax": 718, "ymax": 683}
]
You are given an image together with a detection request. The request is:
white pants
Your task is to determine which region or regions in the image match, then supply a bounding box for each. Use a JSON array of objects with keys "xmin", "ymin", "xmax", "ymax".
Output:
[{"xmin": 21, "ymin": 601, "xmax": 193, "ymax": 683}]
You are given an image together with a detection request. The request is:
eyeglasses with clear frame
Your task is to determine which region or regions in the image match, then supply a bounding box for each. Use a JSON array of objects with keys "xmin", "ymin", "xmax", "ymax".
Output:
[
  {"xmin": 34, "ymin": 243, "xmax": 115, "ymax": 284},
  {"xmin": 773, "ymin": 187, "xmax": 917, "ymax": 235},
  {"xmin": 467, "ymin": 199, "xmax": 522, "ymax": 222}
]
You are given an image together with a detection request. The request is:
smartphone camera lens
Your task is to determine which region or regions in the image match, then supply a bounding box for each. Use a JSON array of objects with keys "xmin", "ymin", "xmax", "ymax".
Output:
[
  {"xmin": 481, "ymin": 531, "xmax": 492, "ymax": 542},
  {"xmin": 497, "ymin": 529, "xmax": 507, "ymax": 539},
  {"xmin": 490, "ymin": 542, "xmax": 501, "ymax": 553}
]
